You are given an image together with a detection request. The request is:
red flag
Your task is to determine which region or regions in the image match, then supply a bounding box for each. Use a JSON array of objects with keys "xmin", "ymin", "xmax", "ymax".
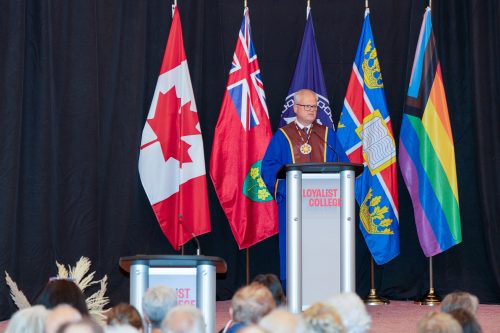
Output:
[
  {"xmin": 139, "ymin": 7, "xmax": 210, "ymax": 250},
  {"xmin": 210, "ymin": 8, "xmax": 278, "ymax": 249}
]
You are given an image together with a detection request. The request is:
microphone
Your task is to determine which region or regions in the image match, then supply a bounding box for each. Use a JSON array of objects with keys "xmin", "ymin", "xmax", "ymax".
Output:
[
  {"xmin": 311, "ymin": 129, "xmax": 340, "ymax": 163},
  {"xmin": 191, "ymin": 233, "xmax": 201, "ymax": 256}
]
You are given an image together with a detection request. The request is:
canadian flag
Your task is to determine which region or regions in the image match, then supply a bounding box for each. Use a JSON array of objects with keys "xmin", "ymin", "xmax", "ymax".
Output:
[{"xmin": 139, "ymin": 6, "xmax": 210, "ymax": 250}]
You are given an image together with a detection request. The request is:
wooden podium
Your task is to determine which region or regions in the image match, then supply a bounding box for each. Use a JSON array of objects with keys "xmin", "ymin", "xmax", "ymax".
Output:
[
  {"xmin": 279, "ymin": 162, "xmax": 363, "ymax": 312},
  {"xmin": 119, "ymin": 255, "xmax": 227, "ymax": 333}
]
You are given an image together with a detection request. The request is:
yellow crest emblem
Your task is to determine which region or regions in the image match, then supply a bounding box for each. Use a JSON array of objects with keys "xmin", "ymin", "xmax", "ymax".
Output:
[
  {"xmin": 360, "ymin": 188, "xmax": 394, "ymax": 235},
  {"xmin": 362, "ymin": 39, "xmax": 383, "ymax": 89}
]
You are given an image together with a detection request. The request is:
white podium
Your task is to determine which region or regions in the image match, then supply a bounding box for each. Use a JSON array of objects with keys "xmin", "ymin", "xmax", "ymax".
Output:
[
  {"xmin": 279, "ymin": 162, "xmax": 363, "ymax": 313},
  {"xmin": 119, "ymin": 255, "xmax": 227, "ymax": 333}
]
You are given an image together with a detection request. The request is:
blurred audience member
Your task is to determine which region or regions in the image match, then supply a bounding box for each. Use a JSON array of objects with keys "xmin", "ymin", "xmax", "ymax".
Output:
[
  {"xmin": 259, "ymin": 308, "xmax": 306, "ymax": 333},
  {"xmin": 252, "ymin": 274, "xmax": 286, "ymax": 307},
  {"xmin": 223, "ymin": 282, "xmax": 276, "ymax": 333},
  {"xmin": 417, "ymin": 312, "xmax": 463, "ymax": 333},
  {"xmin": 57, "ymin": 318, "xmax": 104, "ymax": 333},
  {"xmin": 448, "ymin": 308, "xmax": 483, "ymax": 333},
  {"xmin": 161, "ymin": 305, "xmax": 205, "ymax": 333},
  {"xmin": 142, "ymin": 286, "xmax": 177, "ymax": 333},
  {"xmin": 36, "ymin": 279, "xmax": 89, "ymax": 315},
  {"xmin": 302, "ymin": 302, "xmax": 345, "ymax": 333},
  {"xmin": 45, "ymin": 304, "xmax": 83, "ymax": 333},
  {"xmin": 107, "ymin": 303, "xmax": 143, "ymax": 332},
  {"xmin": 441, "ymin": 292, "xmax": 479, "ymax": 315},
  {"xmin": 237, "ymin": 325, "xmax": 267, "ymax": 333},
  {"xmin": 5, "ymin": 305, "xmax": 48, "ymax": 333},
  {"xmin": 105, "ymin": 324, "xmax": 139, "ymax": 333},
  {"xmin": 328, "ymin": 292, "xmax": 371, "ymax": 333}
]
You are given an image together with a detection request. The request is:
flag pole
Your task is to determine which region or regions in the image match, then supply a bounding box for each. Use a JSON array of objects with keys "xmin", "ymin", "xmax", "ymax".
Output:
[
  {"xmin": 415, "ymin": 256, "xmax": 442, "ymax": 305},
  {"xmin": 246, "ymin": 249, "xmax": 250, "ymax": 284},
  {"xmin": 364, "ymin": 257, "xmax": 390, "ymax": 305},
  {"xmin": 171, "ymin": 0, "xmax": 177, "ymax": 18},
  {"xmin": 244, "ymin": 0, "xmax": 247, "ymax": 9},
  {"xmin": 365, "ymin": 0, "xmax": 368, "ymax": 9}
]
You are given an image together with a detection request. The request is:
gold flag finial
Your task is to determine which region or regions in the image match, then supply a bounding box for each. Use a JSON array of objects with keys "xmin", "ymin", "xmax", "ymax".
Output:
[
  {"xmin": 429, "ymin": 0, "xmax": 432, "ymax": 10},
  {"xmin": 244, "ymin": 0, "xmax": 247, "ymax": 8},
  {"xmin": 365, "ymin": 0, "xmax": 369, "ymax": 9}
]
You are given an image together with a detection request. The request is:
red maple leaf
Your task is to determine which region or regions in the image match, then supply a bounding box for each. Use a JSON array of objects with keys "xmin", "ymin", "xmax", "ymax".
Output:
[{"xmin": 146, "ymin": 87, "xmax": 200, "ymax": 164}]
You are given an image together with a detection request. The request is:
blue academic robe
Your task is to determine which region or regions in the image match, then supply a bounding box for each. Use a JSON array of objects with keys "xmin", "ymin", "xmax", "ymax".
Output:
[{"xmin": 261, "ymin": 124, "xmax": 348, "ymax": 282}]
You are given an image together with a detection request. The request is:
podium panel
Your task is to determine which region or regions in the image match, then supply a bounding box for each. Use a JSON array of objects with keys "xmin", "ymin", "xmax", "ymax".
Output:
[
  {"xmin": 280, "ymin": 162, "xmax": 363, "ymax": 313},
  {"xmin": 120, "ymin": 255, "xmax": 226, "ymax": 333},
  {"xmin": 302, "ymin": 173, "xmax": 341, "ymax": 308}
]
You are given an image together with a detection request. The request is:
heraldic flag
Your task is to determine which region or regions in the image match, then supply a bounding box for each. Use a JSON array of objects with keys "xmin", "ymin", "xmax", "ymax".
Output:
[
  {"xmin": 279, "ymin": 9, "xmax": 334, "ymax": 128},
  {"xmin": 399, "ymin": 7, "xmax": 461, "ymax": 257},
  {"xmin": 210, "ymin": 7, "xmax": 278, "ymax": 249},
  {"xmin": 337, "ymin": 9, "xmax": 400, "ymax": 265},
  {"xmin": 139, "ymin": 6, "xmax": 211, "ymax": 250}
]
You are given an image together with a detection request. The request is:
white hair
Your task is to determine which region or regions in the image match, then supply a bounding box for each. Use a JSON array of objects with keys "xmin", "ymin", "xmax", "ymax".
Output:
[
  {"xmin": 161, "ymin": 305, "xmax": 205, "ymax": 333},
  {"xmin": 5, "ymin": 305, "xmax": 48, "ymax": 333},
  {"xmin": 142, "ymin": 286, "xmax": 177, "ymax": 328},
  {"xmin": 105, "ymin": 324, "xmax": 139, "ymax": 333},
  {"xmin": 327, "ymin": 293, "xmax": 371, "ymax": 333}
]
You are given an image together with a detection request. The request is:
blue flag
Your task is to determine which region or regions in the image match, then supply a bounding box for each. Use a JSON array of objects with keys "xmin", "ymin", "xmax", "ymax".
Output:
[
  {"xmin": 279, "ymin": 11, "xmax": 333, "ymax": 128},
  {"xmin": 337, "ymin": 10, "xmax": 400, "ymax": 264}
]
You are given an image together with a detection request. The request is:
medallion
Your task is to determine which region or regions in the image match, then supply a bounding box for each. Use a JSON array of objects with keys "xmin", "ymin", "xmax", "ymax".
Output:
[{"xmin": 300, "ymin": 143, "xmax": 312, "ymax": 155}]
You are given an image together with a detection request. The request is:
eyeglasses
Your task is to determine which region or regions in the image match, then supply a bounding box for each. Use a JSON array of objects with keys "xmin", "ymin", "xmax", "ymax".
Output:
[{"xmin": 295, "ymin": 104, "xmax": 318, "ymax": 111}]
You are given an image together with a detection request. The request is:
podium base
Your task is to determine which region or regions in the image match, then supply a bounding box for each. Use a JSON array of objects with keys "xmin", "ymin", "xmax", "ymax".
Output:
[
  {"xmin": 364, "ymin": 289, "xmax": 390, "ymax": 306},
  {"xmin": 414, "ymin": 288, "xmax": 441, "ymax": 306}
]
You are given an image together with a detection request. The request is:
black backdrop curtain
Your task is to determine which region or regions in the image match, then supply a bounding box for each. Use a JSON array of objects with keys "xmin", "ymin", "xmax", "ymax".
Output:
[{"xmin": 1, "ymin": 0, "xmax": 499, "ymax": 320}]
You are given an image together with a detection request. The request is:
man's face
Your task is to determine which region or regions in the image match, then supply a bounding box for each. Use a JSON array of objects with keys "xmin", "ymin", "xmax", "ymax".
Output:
[{"xmin": 293, "ymin": 91, "xmax": 318, "ymax": 126}]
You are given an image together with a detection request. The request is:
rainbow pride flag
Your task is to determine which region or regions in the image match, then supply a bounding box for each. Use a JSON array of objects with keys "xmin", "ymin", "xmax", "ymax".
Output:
[{"xmin": 399, "ymin": 7, "xmax": 462, "ymax": 257}]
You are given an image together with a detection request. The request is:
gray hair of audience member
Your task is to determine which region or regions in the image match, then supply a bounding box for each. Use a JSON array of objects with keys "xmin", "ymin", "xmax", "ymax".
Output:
[
  {"xmin": 45, "ymin": 304, "xmax": 83, "ymax": 333},
  {"xmin": 259, "ymin": 308, "xmax": 307, "ymax": 333},
  {"xmin": 161, "ymin": 305, "xmax": 205, "ymax": 333},
  {"xmin": 417, "ymin": 312, "xmax": 463, "ymax": 333},
  {"xmin": 447, "ymin": 308, "xmax": 483, "ymax": 333},
  {"xmin": 441, "ymin": 291, "xmax": 479, "ymax": 315},
  {"xmin": 327, "ymin": 292, "xmax": 371, "ymax": 333},
  {"xmin": 231, "ymin": 282, "xmax": 277, "ymax": 324},
  {"xmin": 237, "ymin": 325, "xmax": 268, "ymax": 333},
  {"xmin": 142, "ymin": 286, "xmax": 178, "ymax": 328},
  {"xmin": 302, "ymin": 303, "xmax": 345, "ymax": 333},
  {"xmin": 5, "ymin": 305, "xmax": 49, "ymax": 333},
  {"xmin": 57, "ymin": 318, "xmax": 105, "ymax": 333}
]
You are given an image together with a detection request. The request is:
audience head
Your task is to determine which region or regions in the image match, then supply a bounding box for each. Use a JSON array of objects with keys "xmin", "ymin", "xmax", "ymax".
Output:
[
  {"xmin": 57, "ymin": 318, "xmax": 104, "ymax": 333},
  {"xmin": 237, "ymin": 325, "xmax": 267, "ymax": 333},
  {"xmin": 142, "ymin": 286, "xmax": 177, "ymax": 328},
  {"xmin": 36, "ymin": 279, "xmax": 89, "ymax": 315},
  {"xmin": 302, "ymin": 302, "xmax": 345, "ymax": 333},
  {"xmin": 259, "ymin": 308, "xmax": 307, "ymax": 333},
  {"xmin": 106, "ymin": 303, "xmax": 143, "ymax": 331},
  {"xmin": 45, "ymin": 304, "xmax": 83, "ymax": 333},
  {"xmin": 448, "ymin": 308, "xmax": 483, "ymax": 333},
  {"xmin": 105, "ymin": 325, "xmax": 139, "ymax": 333},
  {"xmin": 161, "ymin": 305, "xmax": 205, "ymax": 333},
  {"xmin": 328, "ymin": 292, "xmax": 371, "ymax": 333},
  {"xmin": 5, "ymin": 305, "xmax": 48, "ymax": 333},
  {"xmin": 231, "ymin": 282, "xmax": 276, "ymax": 324},
  {"xmin": 417, "ymin": 311, "xmax": 463, "ymax": 333},
  {"xmin": 252, "ymin": 274, "xmax": 286, "ymax": 307},
  {"xmin": 441, "ymin": 292, "xmax": 479, "ymax": 315}
]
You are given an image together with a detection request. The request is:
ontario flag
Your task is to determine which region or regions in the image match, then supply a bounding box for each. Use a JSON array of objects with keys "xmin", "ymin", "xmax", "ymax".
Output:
[
  {"xmin": 399, "ymin": 7, "xmax": 461, "ymax": 257},
  {"xmin": 279, "ymin": 7, "xmax": 334, "ymax": 128},
  {"xmin": 337, "ymin": 9, "xmax": 400, "ymax": 264},
  {"xmin": 210, "ymin": 7, "xmax": 278, "ymax": 249},
  {"xmin": 139, "ymin": 6, "xmax": 211, "ymax": 250}
]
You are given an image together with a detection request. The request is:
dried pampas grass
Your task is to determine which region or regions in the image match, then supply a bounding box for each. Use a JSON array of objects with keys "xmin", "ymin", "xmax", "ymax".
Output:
[{"xmin": 5, "ymin": 256, "xmax": 109, "ymax": 323}]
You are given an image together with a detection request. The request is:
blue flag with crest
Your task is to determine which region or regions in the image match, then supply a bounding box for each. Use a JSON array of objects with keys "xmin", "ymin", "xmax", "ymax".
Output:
[{"xmin": 279, "ymin": 10, "xmax": 333, "ymax": 128}]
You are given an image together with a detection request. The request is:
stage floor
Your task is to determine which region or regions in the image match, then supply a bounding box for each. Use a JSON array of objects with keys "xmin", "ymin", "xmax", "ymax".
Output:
[{"xmin": 1, "ymin": 301, "xmax": 499, "ymax": 332}]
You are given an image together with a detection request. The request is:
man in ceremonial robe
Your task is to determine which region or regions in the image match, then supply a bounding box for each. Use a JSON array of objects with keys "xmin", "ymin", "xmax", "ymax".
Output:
[{"xmin": 262, "ymin": 89, "xmax": 348, "ymax": 287}]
